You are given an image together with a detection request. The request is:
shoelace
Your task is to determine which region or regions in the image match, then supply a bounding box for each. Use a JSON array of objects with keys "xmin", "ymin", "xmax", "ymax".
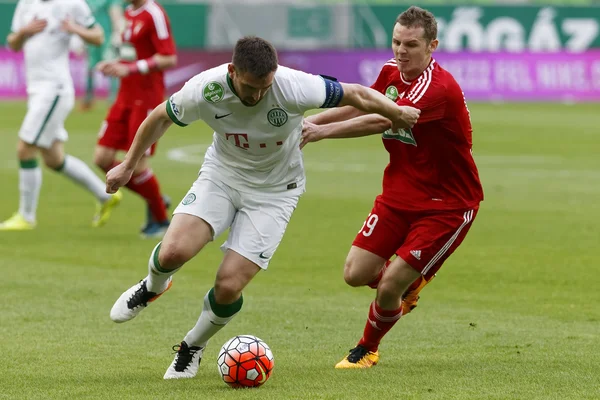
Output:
[
  {"xmin": 126, "ymin": 281, "xmax": 156, "ymax": 309},
  {"xmin": 172, "ymin": 342, "xmax": 201, "ymax": 372},
  {"xmin": 347, "ymin": 345, "xmax": 370, "ymax": 363}
]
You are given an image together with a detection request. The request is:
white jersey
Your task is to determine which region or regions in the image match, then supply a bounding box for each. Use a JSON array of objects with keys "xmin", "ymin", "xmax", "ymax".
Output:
[
  {"xmin": 11, "ymin": 0, "xmax": 96, "ymax": 95},
  {"xmin": 167, "ymin": 64, "xmax": 341, "ymax": 191}
]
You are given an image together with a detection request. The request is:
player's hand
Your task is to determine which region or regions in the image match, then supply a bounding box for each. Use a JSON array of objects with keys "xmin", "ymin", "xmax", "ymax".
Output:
[
  {"xmin": 105, "ymin": 163, "xmax": 134, "ymax": 194},
  {"xmin": 394, "ymin": 106, "xmax": 421, "ymax": 130},
  {"xmin": 61, "ymin": 17, "xmax": 79, "ymax": 34},
  {"xmin": 97, "ymin": 61, "xmax": 129, "ymax": 77},
  {"xmin": 300, "ymin": 120, "xmax": 327, "ymax": 149},
  {"xmin": 20, "ymin": 17, "xmax": 47, "ymax": 36}
]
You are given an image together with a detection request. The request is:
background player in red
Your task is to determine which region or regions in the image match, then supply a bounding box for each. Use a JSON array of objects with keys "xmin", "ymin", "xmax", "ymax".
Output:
[
  {"xmin": 301, "ymin": 6, "xmax": 484, "ymax": 368},
  {"xmin": 94, "ymin": 0, "xmax": 176, "ymax": 238}
]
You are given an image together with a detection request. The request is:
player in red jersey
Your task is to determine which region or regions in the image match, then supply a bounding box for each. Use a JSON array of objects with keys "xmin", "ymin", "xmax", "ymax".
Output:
[
  {"xmin": 94, "ymin": 0, "xmax": 176, "ymax": 238},
  {"xmin": 302, "ymin": 6, "xmax": 484, "ymax": 368}
]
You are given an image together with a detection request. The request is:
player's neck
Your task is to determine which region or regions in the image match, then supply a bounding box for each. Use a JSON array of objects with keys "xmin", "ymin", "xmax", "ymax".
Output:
[
  {"xmin": 401, "ymin": 57, "xmax": 433, "ymax": 82},
  {"xmin": 130, "ymin": 0, "xmax": 148, "ymax": 10}
]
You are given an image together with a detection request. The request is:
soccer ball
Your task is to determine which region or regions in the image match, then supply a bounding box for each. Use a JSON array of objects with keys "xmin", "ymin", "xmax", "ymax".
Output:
[{"xmin": 217, "ymin": 335, "xmax": 274, "ymax": 388}]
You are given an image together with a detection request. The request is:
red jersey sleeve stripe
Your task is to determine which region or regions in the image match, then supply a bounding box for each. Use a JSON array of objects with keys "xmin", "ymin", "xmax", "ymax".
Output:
[{"xmin": 146, "ymin": 2, "xmax": 169, "ymax": 40}]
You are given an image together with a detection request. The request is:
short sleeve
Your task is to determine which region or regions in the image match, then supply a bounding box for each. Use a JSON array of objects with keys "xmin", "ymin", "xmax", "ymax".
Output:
[
  {"xmin": 73, "ymin": 0, "xmax": 96, "ymax": 28},
  {"xmin": 147, "ymin": 6, "xmax": 176, "ymax": 55},
  {"xmin": 166, "ymin": 79, "xmax": 201, "ymax": 127},
  {"xmin": 10, "ymin": 1, "xmax": 25, "ymax": 33},
  {"xmin": 280, "ymin": 68, "xmax": 343, "ymax": 113},
  {"xmin": 396, "ymin": 80, "xmax": 446, "ymax": 123}
]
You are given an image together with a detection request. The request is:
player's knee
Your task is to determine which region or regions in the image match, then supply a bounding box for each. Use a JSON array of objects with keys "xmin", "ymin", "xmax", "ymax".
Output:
[
  {"xmin": 343, "ymin": 259, "xmax": 366, "ymax": 287},
  {"xmin": 376, "ymin": 280, "xmax": 402, "ymax": 307},
  {"xmin": 213, "ymin": 278, "xmax": 242, "ymax": 304},
  {"xmin": 93, "ymin": 149, "xmax": 113, "ymax": 171},
  {"xmin": 157, "ymin": 241, "xmax": 193, "ymax": 270},
  {"xmin": 17, "ymin": 141, "xmax": 37, "ymax": 161}
]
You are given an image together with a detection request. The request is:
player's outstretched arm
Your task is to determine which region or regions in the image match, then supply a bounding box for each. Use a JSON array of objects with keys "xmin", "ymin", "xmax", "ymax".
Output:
[
  {"xmin": 306, "ymin": 106, "xmax": 365, "ymax": 125},
  {"xmin": 300, "ymin": 114, "xmax": 391, "ymax": 149},
  {"xmin": 62, "ymin": 19, "xmax": 104, "ymax": 46},
  {"xmin": 338, "ymin": 83, "xmax": 420, "ymax": 130},
  {"xmin": 105, "ymin": 102, "xmax": 172, "ymax": 194}
]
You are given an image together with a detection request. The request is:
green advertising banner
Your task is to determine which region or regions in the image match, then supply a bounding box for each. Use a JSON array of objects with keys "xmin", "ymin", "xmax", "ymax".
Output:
[{"xmin": 353, "ymin": 5, "xmax": 600, "ymax": 50}]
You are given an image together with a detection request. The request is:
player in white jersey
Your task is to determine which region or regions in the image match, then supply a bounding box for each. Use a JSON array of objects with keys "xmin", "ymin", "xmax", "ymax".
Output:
[
  {"xmin": 107, "ymin": 36, "xmax": 421, "ymax": 380},
  {"xmin": 1, "ymin": 0, "xmax": 122, "ymax": 231}
]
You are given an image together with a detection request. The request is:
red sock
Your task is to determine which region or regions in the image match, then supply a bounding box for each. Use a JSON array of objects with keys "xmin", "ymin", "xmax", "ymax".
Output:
[
  {"xmin": 101, "ymin": 161, "xmax": 167, "ymax": 222},
  {"xmin": 357, "ymin": 300, "xmax": 403, "ymax": 352},
  {"xmin": 128, "ymin": 169, "xmax": 168, "ymax": 222},
  {"xmin": 367, "ymin": 260, "xmax": 391, "ymax": 289}
]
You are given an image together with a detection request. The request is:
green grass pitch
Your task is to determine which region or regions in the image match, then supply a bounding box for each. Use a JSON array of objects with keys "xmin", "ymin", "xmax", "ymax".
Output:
[{"xmin": 0, "ymin": 100, "xmax": 598, "ymax": 399}]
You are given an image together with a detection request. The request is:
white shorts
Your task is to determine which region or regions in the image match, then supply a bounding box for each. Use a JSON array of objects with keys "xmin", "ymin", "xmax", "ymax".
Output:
[
  {"xmin": 173, "ymin": 174, "xmax": 302, "ymax": 269},
  {"xmin": 19, "ymin": 91, "xmax": 74, "ymax": 149}
]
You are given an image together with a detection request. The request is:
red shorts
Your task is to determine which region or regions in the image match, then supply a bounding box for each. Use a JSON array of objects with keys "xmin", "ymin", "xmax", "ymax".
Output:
[
  {"xmin": 352, "ymin": 198, "xmax": 479, "ymax": 280},
  {"xmin": 97, "ymin": 101, "xmax": 158, "ymax": 155}
]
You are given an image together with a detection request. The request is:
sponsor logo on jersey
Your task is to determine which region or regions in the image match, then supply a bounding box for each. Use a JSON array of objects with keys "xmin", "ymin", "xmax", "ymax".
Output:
[
  {"xmin": 385, "ymin": 85, "xmax": 399, "ymax": 101},
  {"xmin": 169, "ymin": 97, "xmax": 180, "ymax": 116},
  {"xmin": 203, "ymin": 82, "xmax": 225, "ymax": 103},
  {"xmin": 382, "ymin": 128, "xmax": 417, "ymax": 146},
  {"xmin": 182, "ymin": 193, "xmax": 196, "ymax": 205},
  {"xmin": 267, "ymin": 108, "xmax": 288, "ymax": 127}
]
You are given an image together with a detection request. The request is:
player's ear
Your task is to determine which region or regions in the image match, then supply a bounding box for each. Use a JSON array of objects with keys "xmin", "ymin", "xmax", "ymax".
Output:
[
  {"xmin": 227, "ymin": 63, "xmax": 236, "ymax": 77},
  {"xmin": 429, "ymin": 39, "xmax": 439, "ymax": 53}
]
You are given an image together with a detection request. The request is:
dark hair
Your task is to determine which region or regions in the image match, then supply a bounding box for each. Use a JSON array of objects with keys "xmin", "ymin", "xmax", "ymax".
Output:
[
  {"xmin": 232, "ymin": 36, "xmax": 278, "ymax": 78},
  {"xmin": 396, "ymin": 6, "xmax": 438, "ymax": 42}
]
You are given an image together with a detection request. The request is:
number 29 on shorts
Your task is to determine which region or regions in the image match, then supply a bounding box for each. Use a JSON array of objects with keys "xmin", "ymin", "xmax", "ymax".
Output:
[{"xmin": 359, "ymin": 213, "xmax": 379, "ymax": 237}]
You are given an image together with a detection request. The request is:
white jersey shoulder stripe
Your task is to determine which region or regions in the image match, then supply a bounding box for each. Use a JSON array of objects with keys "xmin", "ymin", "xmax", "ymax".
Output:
[
  {"xmin": 146, "ymin": 1, "xmax": 169, "ymax": 40},
  {"xmin": 407, "ymin": 60, "xmax": 436, "ymax": 104}
]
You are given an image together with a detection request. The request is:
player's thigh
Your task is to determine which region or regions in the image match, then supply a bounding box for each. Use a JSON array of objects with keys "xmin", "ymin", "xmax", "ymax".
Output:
[
  {"xmin": 19, "ymin": 92, "xmax": 73, "ymax": 149},
  {"xmin": 397, "ymin": 208, "xmax": 479, "ymax": 280},
  {"xmin": 173, "ymin": 174, "xmax": 237, "ymax": 240},
  {"xmin": 97, "ymin": 102, "xmax": 130, "ymax": 151},
  {"xmin": 351, "ymin": 198, "xmax": 410, "ymax": 266},
  {"xmin": 129, "ymin": 105, "xmax": 157, "ymax": 155},
  {"xmin": 159, "ymin": 213, "xmax": 214, "ymax": 268},
  {"xmin": 222, "ymin": 188, "xmax": 302, "ymax": 270}
]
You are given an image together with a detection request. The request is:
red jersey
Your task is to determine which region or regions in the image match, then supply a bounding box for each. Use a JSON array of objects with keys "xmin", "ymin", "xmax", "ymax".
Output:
[
  {"xmin": 118, "ymin": 0, "xmax": 176, "ymax": 104},
  {"xmin": 370, "ymin": 58, "xmax": 483, "ymax": 211}
]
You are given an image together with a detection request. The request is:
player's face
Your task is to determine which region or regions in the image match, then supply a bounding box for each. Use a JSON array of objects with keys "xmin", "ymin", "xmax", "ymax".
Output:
[
  {"xmin": 391, "ymin": 23, "xmax": 438, "ymax": 80},
  {"xmin": 228, "ymin": 65, "xmax": 275, "ymax": 107}
]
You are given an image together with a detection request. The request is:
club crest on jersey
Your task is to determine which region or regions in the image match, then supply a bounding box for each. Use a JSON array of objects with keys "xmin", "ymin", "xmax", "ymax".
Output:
[
  {"xmin": 182, "ymin": 193, "xmax": 196, "ymax": 205},
  {"xmin": 385, "ymin": 86, "xmax": 399, "ymax": 101},
  {"xmin": 267, "ymin": 108, "xmax": 288, "ymax": 127},
  {"xmin": 382, "ymin": 128, "xmax": 417, "ymax": 146},
  {"xmin": 203, "ymin": 82, "xmax": 225, "ymax": 103}
]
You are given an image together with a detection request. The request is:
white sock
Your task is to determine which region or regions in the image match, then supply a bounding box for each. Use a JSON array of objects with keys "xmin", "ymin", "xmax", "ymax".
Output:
[
  {"xmin": 18, "ymin": 160, "xmax": 42, "ymax": 223},
  {"xmin": 183, "ymin": 288, "xmax": 242, "ymax": 348},
  {"xmin": 146, "ymin": 242, "xmax": 179, "ymax": 293},
  {"xmin": 57, "ymin": 155, "xmax": 110, "ymax": 202}
]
